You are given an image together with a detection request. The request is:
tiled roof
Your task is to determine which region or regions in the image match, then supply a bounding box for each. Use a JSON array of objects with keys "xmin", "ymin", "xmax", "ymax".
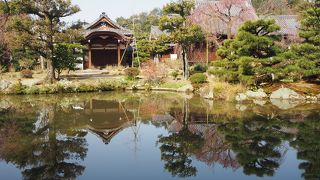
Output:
[
  {"xmin": 85, "ymin": 12, "xmax": 133, "ymax": 38},
  {"xmin": 149, "ymin": 26, "xmax": 167, "ymax": 39},
  {"xmin": 259, "ymin": 15, "xmax": 300, "ymax": 36},
  {"xmin": 196, "ymin": 0, "xmax": 253, "ymax": 6},
  {"xmin": 85, "ymin": 27, "xmax": 132, "ymax": 37}
]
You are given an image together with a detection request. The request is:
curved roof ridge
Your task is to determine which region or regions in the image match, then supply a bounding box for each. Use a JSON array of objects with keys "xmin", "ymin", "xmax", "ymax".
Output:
[{"xmin": 85, "ymin": 12, "xmax": 133, "ymax": 34}]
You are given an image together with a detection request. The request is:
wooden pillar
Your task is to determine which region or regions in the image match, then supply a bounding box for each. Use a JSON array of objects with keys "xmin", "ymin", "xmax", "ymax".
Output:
[
  {"xmin": 117, "ymin": 43, "xmax": 121, "ymax": 66},
  {"xmin": 88, "ymin": 45, "xmax": 92, "ymax": 69}
]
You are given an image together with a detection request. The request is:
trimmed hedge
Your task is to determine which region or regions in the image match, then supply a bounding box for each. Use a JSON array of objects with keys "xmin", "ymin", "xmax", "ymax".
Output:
[
  {"xmin": 190, "ymin": 73, "xmax": 207, "ymax": 84},
  {"xmin": 4, "ymin": 80, "xmax": 128, "ymax": 95}
]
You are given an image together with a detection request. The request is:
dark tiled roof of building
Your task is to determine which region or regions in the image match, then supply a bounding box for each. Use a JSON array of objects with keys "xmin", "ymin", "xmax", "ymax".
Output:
[
  {"xmin": 149, "ymin": 26, "xmax": 167, "ymax": 40},
  {"xmin": 259, "ymin": 15, "xmax": 300, "ymax": 37},
  {"xmin": 85, "ymin": 28, "xmax": 132, "ymax": 37},
  {"xmin": 85, "ymin": 12, "xmax": 133, "ymax": 37}
]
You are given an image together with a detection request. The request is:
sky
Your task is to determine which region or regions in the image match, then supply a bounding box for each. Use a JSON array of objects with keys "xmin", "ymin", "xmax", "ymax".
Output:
[{"xmin": 65, "ymin": 0, "xmax": 173, "ymax": 23}]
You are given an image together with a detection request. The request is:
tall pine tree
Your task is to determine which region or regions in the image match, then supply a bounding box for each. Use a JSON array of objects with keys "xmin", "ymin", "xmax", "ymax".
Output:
[
  {"xmin": 291, "ymin": 0, "xmax": 320, "ymax": 81},
  {"xmin": 10, "ymin": 0, "xmax": 80, "ymax": 83}
]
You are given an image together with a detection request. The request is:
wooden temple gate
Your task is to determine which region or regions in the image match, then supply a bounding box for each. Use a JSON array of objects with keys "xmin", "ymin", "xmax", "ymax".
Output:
[{"xmin": 82, "ymin": 12, "xmax": 133, "ymax": 69}]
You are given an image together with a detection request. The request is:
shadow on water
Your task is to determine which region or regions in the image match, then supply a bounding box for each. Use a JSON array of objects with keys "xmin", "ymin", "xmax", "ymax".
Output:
[{"xmin": 0, "ymin": 92, "xmax": 319, "ymax": 179}]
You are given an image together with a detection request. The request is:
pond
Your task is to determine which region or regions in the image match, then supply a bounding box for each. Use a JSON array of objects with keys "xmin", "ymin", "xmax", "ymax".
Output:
[{"xmin": 0, "ymin": 92, "xmax": 319, "ymax": 180}]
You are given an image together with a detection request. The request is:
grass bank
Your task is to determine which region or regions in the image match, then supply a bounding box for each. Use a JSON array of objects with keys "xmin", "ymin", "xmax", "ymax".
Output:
[{"xmin": 2, "ymin": 79, "xmax": 129, "ymax": 95}]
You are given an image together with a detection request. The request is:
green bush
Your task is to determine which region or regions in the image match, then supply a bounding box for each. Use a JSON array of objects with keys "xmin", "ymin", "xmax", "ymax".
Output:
[
  {"xmin": 98, "ymin": 81, "xmax": 115, "ymax": 91},
  {"xmin": 20, "ymin": 69, "xmax": 33, "ymax": 78},
  {"xmin": 76, "ymin": 83, "xmax": 97, "ymax": 92},
  {"xmin": 3, "ymin": 78, "xmax": 133, "ymax": 95},
  {"xmin": 116, "ymin": 80, "xmax": 128, "ymax": 89},
  {"xmin": 124, "ymin": 67, "xmax": 140, "ymax": 80},
  {"xmin": 24, "ymin": 86, "xmax": 40, "ymax": 94},
  {"xmin": 57, "ymin": 80, "xmax": 76, "ymax": 93},
  {"xmin": 239, "ymin": 75, "xmax": 254, "ymax": 86},
  {"xmin": 98, "ymin": 80, "xmax": 128, "ymax": 91},
  {"xmin": 7, "ymin": 81, "xmax": 26, "ymax": 94},
  {"xmin": 189, "ymin": 73, "xmax": 207, "ymax": 84},
  {"xmin": 193, "ymin": 64, "xmax": 208, "ymax": 73},
  {"xmin": 19, "ymin": 58, "xmax": 35, "ymax": 70},
  {"xmin": 171, "ymin": 70, "xmax": 180, "ymax": 80},
  {"xmin": 190, "ymin": 64, "xmax": 208, "ymax": 75},
  {"xmin": 38, "ymin": 84, "xmax": 58, "ymax": 94},
  {"xmin": 208, "ymin": 69, "xmax": 238, "ymax": 82}
]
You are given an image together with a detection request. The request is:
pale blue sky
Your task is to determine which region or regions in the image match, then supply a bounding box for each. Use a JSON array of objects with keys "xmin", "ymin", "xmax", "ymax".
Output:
[{"xmin": 65, "ymin": 0, "xmax": 173, "ymax": 23}]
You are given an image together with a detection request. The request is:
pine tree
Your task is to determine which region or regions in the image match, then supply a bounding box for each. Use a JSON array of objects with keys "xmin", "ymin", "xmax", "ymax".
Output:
[
  {"xmin": 212, "ymin": 19, "xmax": 284, "ymax": 85},
  {"xmin": 8, "ymin": 0, "xmax": 80, "ymax": 83},
  {"xmin": 291, "ymin": 0, "xmax": 320, "ymax": 81}
]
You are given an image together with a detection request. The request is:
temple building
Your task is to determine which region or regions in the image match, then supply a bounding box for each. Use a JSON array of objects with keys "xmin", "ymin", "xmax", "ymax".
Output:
[{"xmin": 82, "ymin": 12, "xmax": 133, "ymax": 69}]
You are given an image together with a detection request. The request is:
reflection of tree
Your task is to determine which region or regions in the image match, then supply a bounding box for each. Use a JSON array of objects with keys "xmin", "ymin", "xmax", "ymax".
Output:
[
  {"xmin": 158, "ymin": 126, "xmax": 204, "ymax": 178},
  {"xmin": 157, "ymin": 99, "xmax": 205, "ymax": 178},
  {"xmin": 218, "ymin": 116, "xmax": 293, "ymax": 177},
  {"xmin": 290, "ymin": 112, "xmax": 320, "ymax": 180},
  {"xmin": 194, "ymin": 126, "xmax": 239, "ymax": 169},
  {"xmin": 0, "ymin": 104, "xmax": 88, "ymax": 180}
]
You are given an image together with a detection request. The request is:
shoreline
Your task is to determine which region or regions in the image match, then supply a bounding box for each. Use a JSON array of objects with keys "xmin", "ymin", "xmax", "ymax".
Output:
[
  {"xmin": 1, "ymin": 90, "xmax": 319, "ymax": 114},
  {"xmin": 1, "ymin": 79, "xmax": 319, "ymax": 106}
]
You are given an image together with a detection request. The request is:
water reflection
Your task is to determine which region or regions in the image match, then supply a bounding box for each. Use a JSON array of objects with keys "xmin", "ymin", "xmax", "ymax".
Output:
[
  {"xmin": 218, "ymin": 116, "xmax": 293, "ymax": 177},
  {"xmin": 158, "ymin": 101, "xmax": 204, "ymax": 178},
  {"xmin": 290, "ymin": 111, "xmax": 320, "ymax": 180},
  {"xmin": 0, "ymin": 102, "xmax": 88, "ymax": 179},
  {"xmin": 0, "ymin": 92, "xmax": 319, "ymax": 179}
]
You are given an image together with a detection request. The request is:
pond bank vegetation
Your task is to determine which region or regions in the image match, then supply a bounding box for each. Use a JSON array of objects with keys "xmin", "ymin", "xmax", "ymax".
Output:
[{"xmin": 0, "ymin": 0, "xmax": 319, "ymax": 105}]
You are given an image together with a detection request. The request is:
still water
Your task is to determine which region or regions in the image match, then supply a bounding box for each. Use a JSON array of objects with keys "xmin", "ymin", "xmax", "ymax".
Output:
[{"xmin": 0, "ymin": 92, "xmax": 319, "ymax": 180}]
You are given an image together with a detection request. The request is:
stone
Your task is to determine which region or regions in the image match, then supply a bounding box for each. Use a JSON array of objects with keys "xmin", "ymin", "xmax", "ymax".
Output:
[
  {"xmin": 0, "ymin": 100, "xmax": 12, "ymax": 112},
  {"xmin": 177, "ymin": 84, "xmax": 194, "ymax": 93},
  {"xmin": 131, "ymin": 85, "xmax": 139, "ymax": 90},
  {"xmin": 236, "ymin": 93, "xmax": 248, "ymax": 102},
  {"xmin": 204, "ymin": 90, "xmax": 214, "ymax": 100},
  {"xmin": 270, "ymin": 99, "xmax": 302, "ymax": 110},
  {"xmin": 0, "ymin": 80, "xmax": 11, "ymax": 91},
  {"xmin": 306, "ymin": 96, "xmax": 317, "ymax": 102},
  {"xmin": 245, "ymin": 89, "xmax": 268, "ymax": 99},
  {"xmin": 253, "ymin": 100, "xmax": 267, "ymax": 106},
  {"xmin": 236, "ymin": 104, "xmax": 247, "ymax": 111},
  {"xmin": 198, "ymin": 86, "xmax": 214, "ymax": 100},
  {"xmin": 270, "ymin": 88, "xmax": 305, "ymax": 100},
  {"xmin": 198, "ymin": 86, "xmax": 209, "ymax": 97}
]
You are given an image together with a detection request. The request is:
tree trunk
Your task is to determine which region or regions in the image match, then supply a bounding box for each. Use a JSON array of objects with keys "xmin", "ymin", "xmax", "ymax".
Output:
[
  {"xmin": 227, "ymin": 21, "xmax": 232, "ymax": 39},
  {"xmin": 206, "ymin": 33, "xmax": 209, "ymax": 65},
  {"xmin": 182, "ymin": 46, "xmax": 189, "ymax": 79},
  {"xmin": 46, "ymin": 60, "xmax": 55, "ymax": 84},
  {"xmin": 46, "ymin": 19, "xmax": 56, "ymax": 84}
]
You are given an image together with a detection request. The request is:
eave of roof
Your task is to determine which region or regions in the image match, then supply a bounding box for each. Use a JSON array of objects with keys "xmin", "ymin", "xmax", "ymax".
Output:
[
  {"xmin": 259, "ymin": 15, "xmax": 300, "ymax": 36},
  {"xmin": 85, "ymin": 12, "xmax": 133, "ymax": 37}
]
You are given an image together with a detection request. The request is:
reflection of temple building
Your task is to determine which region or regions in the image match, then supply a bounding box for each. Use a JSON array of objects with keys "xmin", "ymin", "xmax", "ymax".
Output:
[{"xmin": 81, "ymin": 99, "xmax": 134, "ymax": 144}]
